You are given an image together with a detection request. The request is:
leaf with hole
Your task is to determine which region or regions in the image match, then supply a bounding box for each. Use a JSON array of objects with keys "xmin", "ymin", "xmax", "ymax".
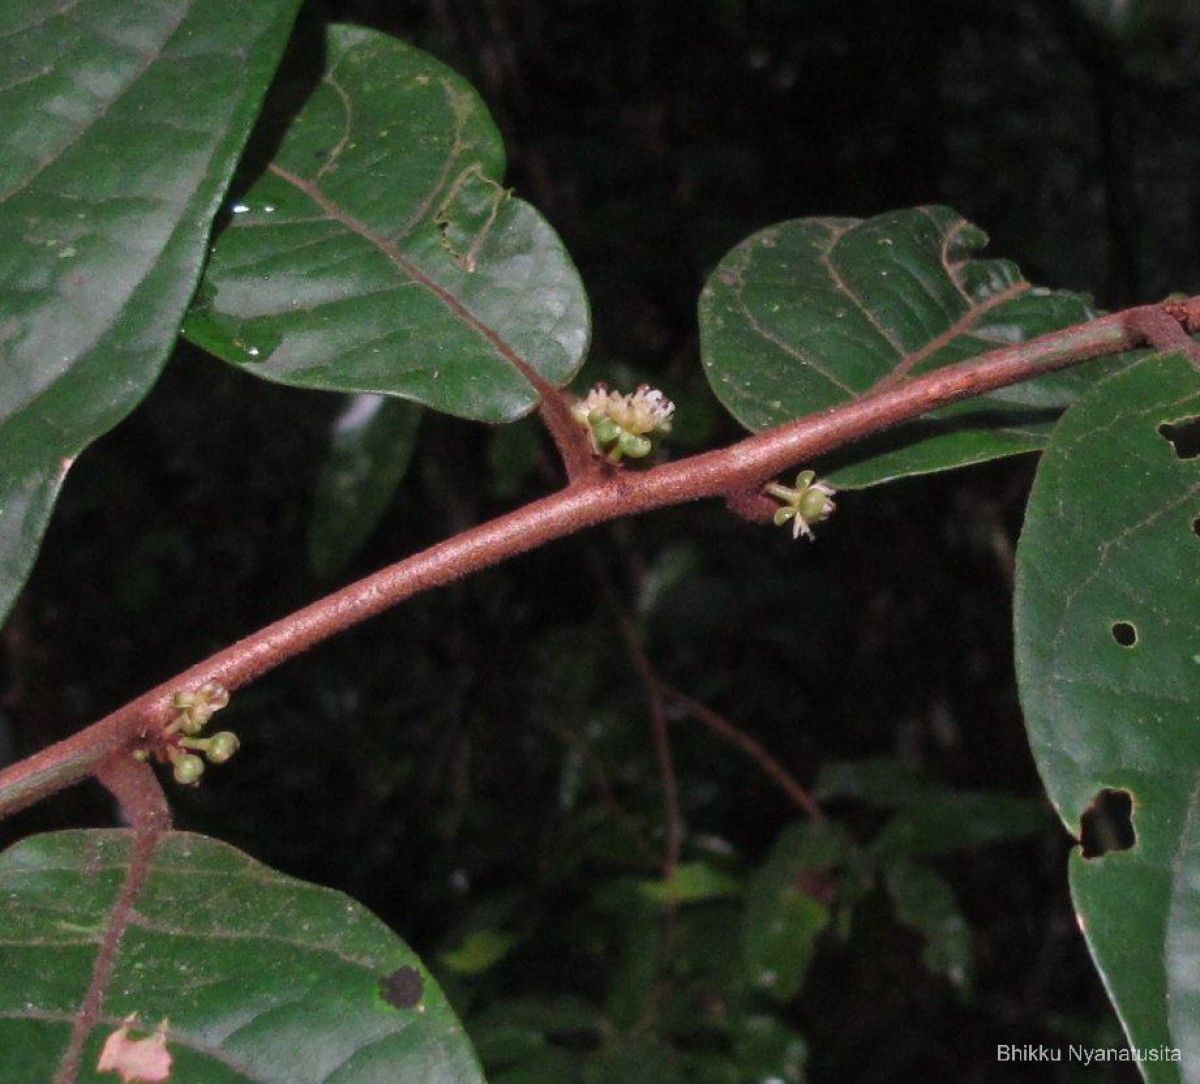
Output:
[
  {"xmin": 0, "ymin": 829, "xmax": 485, "ymax": 1084},
  {"xmin": 184, "ymin": 24, "xmax": 590, "ymax": 423},
  {"xmin": 0, "ymin": 0, "xmax": 301, "ymax": 624},
  {"xmin": 1014, "ymin": 353, "xmax": 1200, "ymax": 1081},
  {"xmin": 698, "ymin": 206, "xmax": 1112, "ymax": 487}
]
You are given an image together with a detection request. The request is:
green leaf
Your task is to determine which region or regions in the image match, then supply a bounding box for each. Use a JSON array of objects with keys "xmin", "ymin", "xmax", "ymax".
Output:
[
  {"xmin": 0, "ymin": 0, "xmax": 301, "ymax": 623},
  {"xmin": 814, "ymin": 757, "xmax": 933, "ymax": 809},
  {"xmin": 487, "ymin": 418, "xmax": 543, "ymax": 500},
  {"xmin": 185, "ymin": 24, "xmax": 590, "ymax": 423},
  {"xmin": 1014, "ymin": 352, "xmax": 1200, "ymax": 1080},
  {"xmin": 741, "ymin": 821, "xmax": 853, "ymax": 1002},
  {"xmin": 0, "ymin": 829, "xmax": 485, "ymax": 1084},
  {"xmin": 698, "ymin": 206, "xmax": 1103, "ymax": 487},
  {"xmin": 604, "ymin": 893, "xmax": 661, "ymax": 1031},
  {"xmin": 470, "ymin": 996, "xmax": 599, "ymax": 1047},
  {"xmin": 730, "ymin": 1015, "xmax": 807, "ymax": 1084},
  {"xmin": 883, "ymin": 859, "xmax": 973, "ymax": 992},
  {"xmin": 469, "ymin": 1023, "xmax": 547, "ymax": 1072},
  {"xmin": 490, "ymin": 1048, "xmax": 578, "ymax": 1084},
  {"xmin": 872, "ymin": 791, "xmax": 1051, "ymax": 858},
  {"xmin": 308, "ymin": 394, "xmax": 422, "ymax": 577},
  {"xmin": 636, "ymin": 861, "xmax": 742, "ymax": 905},
  {"xmin": 817, "ymin": 760, "xmax": 1049, "ymax": 855},
  {"xmin": 440, "ymin": 928, "xmax": 517, "ymax": 975},
  {"xmin": 581, "ymin": 1038, "xmax": 685, "ymax": 1084}
]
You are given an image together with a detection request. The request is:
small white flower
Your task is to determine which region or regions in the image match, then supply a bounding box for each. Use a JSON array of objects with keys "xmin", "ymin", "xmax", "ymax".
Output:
[
  {"xmin": 765, "ymin": 470, "xmax": 837, "ymax": 541},
  {"xmin": 572, "ymin": 383, "xmax": 675, "ymax": 461}
]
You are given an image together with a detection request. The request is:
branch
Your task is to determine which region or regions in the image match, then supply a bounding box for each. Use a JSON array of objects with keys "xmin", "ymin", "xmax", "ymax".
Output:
[
  {"xmin": 1128, "ymin": 301, "xmax": 1200, "ymax": 368},
  {"xmin": 0, "ymin": 300, "xmax": 1187, "ymax": 819}
]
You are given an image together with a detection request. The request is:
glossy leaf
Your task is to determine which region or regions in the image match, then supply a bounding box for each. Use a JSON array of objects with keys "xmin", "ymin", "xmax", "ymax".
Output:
[
  {"xmin": 308, "ymin": 394, "xmax": 422, "ymax": 577},
  {"xmin": 0, "ymin": 829, "xmax": 485, "ymax": 1084},
  {"xmin": 698, "ymin": 206, "xmax": 1104, "ymax": 487},
  {"xmin": 1014, "ymin": 353, "xmax": 1200, "ymax": 1080},
  {"xmin": 0, "ymin": 0, "xmax": 301, "ymax": 623},
  {"xmin": 185, "ymin": 24, "xmax": 590, "ymax": 423}
]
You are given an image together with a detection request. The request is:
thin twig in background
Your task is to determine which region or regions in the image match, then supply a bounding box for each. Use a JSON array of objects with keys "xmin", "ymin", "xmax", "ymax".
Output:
[
  {"xmin": 658, "ymin": 683, "xmax": 824, "ymax": 822},
  {"xmin": 540, "ymin": 714, "xmax": 659, "ymax": 867},
  {"xmin": 587, "ymin": 551, "xmax": 683, "ymax": 882}
]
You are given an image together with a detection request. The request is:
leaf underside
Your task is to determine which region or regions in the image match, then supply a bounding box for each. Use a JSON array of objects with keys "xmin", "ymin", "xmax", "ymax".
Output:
[
  {"xmin": 1014, "ymin": 353, "xmax": 1200, "ymax": 1082},
  {"xmin": 0, "ymin": 0, "xmax": 302, "ymax": 622},
  {"xmin": 698, "ymin": 206, "xmax": 1110, "ymax": 487},
  {"xmin": 184, "ymin": 24, "xmax": 591, "ymax": 424},
  {"xmin": 0, "ymin": 829, "xmax": 486, "ymax": 1084},
  {"xmin": 307, "ymin": 393, "xmax": 422, "ymax": 577}
]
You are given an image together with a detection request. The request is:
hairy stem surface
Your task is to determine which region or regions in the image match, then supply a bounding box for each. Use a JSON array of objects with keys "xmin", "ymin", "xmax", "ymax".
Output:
[{"xmin": 0, "ymin": 302, "xmax": 1184, "ymax": 819}]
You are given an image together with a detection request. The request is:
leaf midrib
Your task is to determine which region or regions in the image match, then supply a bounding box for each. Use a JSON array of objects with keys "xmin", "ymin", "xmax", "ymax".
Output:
[{"xmin": 265, "ymin": 162, "xmax": 549, "ymax": 397}]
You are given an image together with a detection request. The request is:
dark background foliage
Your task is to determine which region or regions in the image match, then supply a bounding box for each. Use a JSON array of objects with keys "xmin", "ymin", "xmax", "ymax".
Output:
[{"xmin": 4, "ymin": 1, "xmax": 1199, "ymax": 1080}]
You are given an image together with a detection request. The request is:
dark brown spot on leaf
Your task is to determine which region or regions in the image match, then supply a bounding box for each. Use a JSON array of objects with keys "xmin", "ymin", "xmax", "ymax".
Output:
[{"xmin": 380, "ymin": 965, "xmax": 424, "ymax": 1009}]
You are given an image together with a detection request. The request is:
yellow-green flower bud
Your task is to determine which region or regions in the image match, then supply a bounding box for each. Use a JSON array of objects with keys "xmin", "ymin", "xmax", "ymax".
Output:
[
  {"xmin": 572, "ymin": 383, "xmax": 675, "ymax": 462},
  {"xmin": 172, "ymin": 752, "xmax": 205, "ymax": 786},
  {"xmin": 765, "ymin": 470, "xmax": 837, "ymax": 541},
  {"xmin": 205, "ymin": 731, "xmax": 241, "ymax": 764}
]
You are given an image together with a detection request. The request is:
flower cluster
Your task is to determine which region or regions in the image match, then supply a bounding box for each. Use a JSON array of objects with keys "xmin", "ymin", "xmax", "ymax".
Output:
[
  {"xmin": 571, "ymin": 383, "xmax": 675, "ymax": 462},
  {"xmin": 159, "ymin": 682, "xmax": 239, "ymax": 785},
  {"xmin": 765, "ymin": 470, "xmax": 837, "ymax": 540}
]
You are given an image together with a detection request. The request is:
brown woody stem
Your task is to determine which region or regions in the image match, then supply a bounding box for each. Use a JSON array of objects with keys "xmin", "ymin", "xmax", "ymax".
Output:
[{"xmin": 0, "ymin": 301, "xmax": 1187, "ymax": 820}]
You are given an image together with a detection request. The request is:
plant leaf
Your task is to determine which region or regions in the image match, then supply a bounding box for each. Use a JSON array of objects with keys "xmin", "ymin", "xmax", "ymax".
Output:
[
  {"xmin": 636, "ymin": 861, "xmax": 742, "ymax": 905},
  {"xmin": 184, "ymin": 24, "xmax": 590, "ymax": 423},
  {"xmin": 741, "ymin": 821, "xmax": 853, "ymax": 1002},
  {"xmin": 0, "ymin": 829, "xmax": 485, "ymax": 1084},
  {"xmin": 308, "ymin": 394, "xmax": 422, "ymax": 577},
  {"xmin": 439, "ymin": 928, "xmax": 517, "ymax": 975},
  {"xmin": 0, "ymin": 0, "xmax": 301, "ymax": 623},
  {"xmin": 872, "ymin": 791, "xmax": 1050, "ymax": 858},
  {"xmin": 729, "ymin": 1015, "xmax": 806, "ymax": 1084},
  {"xmin": 884, "ymin": 859, "xmax": 973, "ymax": 991},
  {"xmin": 1014, "ymin": 352, "xmax": 1200, "ymax": 1080},
  {"xmin": 698, "ymin": 206, "xmax": 1105, "ymax": 487}
]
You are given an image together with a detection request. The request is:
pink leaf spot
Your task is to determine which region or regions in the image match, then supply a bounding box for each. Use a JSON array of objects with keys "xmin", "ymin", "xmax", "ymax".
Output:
[{"xmin": 97, "ymin": 1016, "xmax": 172, "ymax": 1083}]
